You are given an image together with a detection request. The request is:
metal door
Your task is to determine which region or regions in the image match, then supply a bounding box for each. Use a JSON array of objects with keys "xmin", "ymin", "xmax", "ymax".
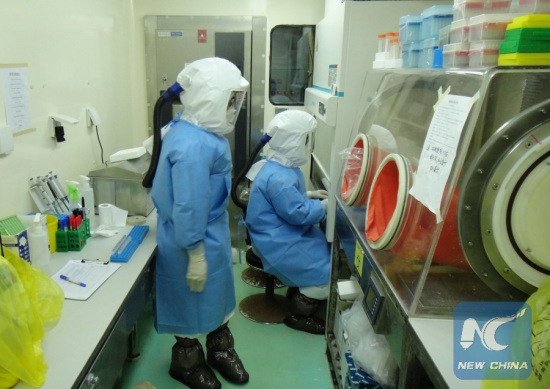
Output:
[{"xmin": 144, "ymin": 15, "xmax": 266, "ymax": 176}]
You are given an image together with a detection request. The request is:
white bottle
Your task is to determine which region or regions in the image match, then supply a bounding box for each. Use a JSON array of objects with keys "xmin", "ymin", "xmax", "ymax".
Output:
[
  {"xmin": 28, "ymin": 213, "xmax": 50, "ymax": 269},
  {"xmin": 79, "ymin": 175, "xmax": 96, "ymax": 229}
]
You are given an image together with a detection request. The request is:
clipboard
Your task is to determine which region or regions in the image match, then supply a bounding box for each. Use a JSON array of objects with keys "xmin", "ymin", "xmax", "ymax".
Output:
[{"xmin": 52, "ymin": 259, "xmax": 121, "ymax": 300}]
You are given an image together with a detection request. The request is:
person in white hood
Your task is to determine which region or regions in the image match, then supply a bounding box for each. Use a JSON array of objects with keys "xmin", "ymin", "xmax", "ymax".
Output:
[
  {"xmin": 151, "ymin": 57, "xmax": 249, "ymax": 389},
  {"xmin": 245, "ymin": 110, "xmax": 331, "ymax": 335}
]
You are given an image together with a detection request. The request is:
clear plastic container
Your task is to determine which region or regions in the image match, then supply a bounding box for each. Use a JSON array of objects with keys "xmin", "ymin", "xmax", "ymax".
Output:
[
  {"xmin": 378, "ymin": 33, "xmax": 387, "ymax": 53},
  {"xmin": 410, "ymin": 41, "xmax": 424, "ymax": 68},
  {"xmin": 453, "ymin": 0, "xmax": 485, "ymax": 20},
  {"xmin": 402, "ymin": 43, "xmax": 412, "ymax": 67},
  {"xmin": 385, "ymin": 31, "xmax": 399, "ymax": 52},
  {"xmin": 468, "ymin": 14, "xmax": 521, "ymax": 41},
  {"xmin": 469, "ymin": 40, "xmax": 502, "ymax": 67},
  {"xmin": 450, "ymin": 19, "xmax": 470, "ymax": 44},
  {"xmin": 421, "ymin": 37, "xmax": 439, "ymax": 68},
  {"xmin": 510, "ymin": 0, "xmax": 550, "ymax": 13},
  {"xmin": 439, "ymin": 24, "xmax": 451, "ymax": 47},
  {"xmin": 443, "ymin": 42, "xmax": 471, "ymax": 68},
  {"xmin": 399, "ymin": 14, "xmax": 422, "ymax": 43},
  {"xmin": 420, "ymin": 5, "xmax": 454, "ymax": 40},
  {"xmin": 389, "ymin": 38, "xmax": 401, "ymax": 59},
  {"xmin": 485, "ymin": 0, "xmax": 512, "ymax": 13}
]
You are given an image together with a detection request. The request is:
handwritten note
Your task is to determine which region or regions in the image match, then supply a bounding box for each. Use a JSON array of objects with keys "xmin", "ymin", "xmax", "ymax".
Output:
[{"xmin": 409, "ymin": 92, "xmax": 476, "ymax": 223}]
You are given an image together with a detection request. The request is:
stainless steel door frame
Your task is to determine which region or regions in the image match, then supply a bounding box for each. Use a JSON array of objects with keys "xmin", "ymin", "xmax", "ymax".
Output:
[{"xmin": 143, "ymin": 15, "xmax": 266, "ymax": 175}]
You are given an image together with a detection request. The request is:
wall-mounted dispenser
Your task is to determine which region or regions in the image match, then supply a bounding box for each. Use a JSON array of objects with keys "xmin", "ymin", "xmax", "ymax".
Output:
[
  {"xmin": 50, "ymin": 114, "xmax": 79, "ymax": 142},
  {"xmin": 86, "ymin": 107, "xmax": 102, "ymax": 127}
]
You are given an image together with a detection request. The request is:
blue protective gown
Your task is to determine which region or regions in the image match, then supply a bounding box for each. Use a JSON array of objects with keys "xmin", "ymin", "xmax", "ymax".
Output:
[
  {"xmin": 151, "ymin": 119, "xmax": 235, "ymax": 335},
  {"xmin": 245, "ymin": 160, "xmax": 330, "ymax": 287}
]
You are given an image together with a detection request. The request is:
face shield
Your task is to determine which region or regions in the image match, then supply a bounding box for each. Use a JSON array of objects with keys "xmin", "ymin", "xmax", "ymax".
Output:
[
  {"xmin": 226, "ymin": 89, "xmax": 247, "ymax": 129},
  {"xmin": 176, "ymin": 57, "xmax": 249, "ymax": 135}
]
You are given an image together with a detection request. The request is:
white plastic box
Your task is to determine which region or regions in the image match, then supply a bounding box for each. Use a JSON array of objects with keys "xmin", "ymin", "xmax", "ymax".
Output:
[
  {"xmin": 510, "ymin": 0, "xmax": 550, "ymax": 13},
  {"xmin": 469, "ymin": 40, "xmax": 502, "ymax": 67},
  {"xmin": 454, "ymin": 0, "xmax": 485, "ymax": 20},
  {"xmin": 443, "ymin": 42, "xmax": 471, "ymax": 68},
  {"xmin": 468, "ymin": 14, "xmax": 521, "ymax": 41},
  {"xmin": 485, "ymin": 0, "xmax": 512, "ymax": 13},
  {"xmin": 450, "ymin": 19, "xmax": 470, "ymax": 44},
  {"xmin": 439, "ymin": 24, "xmax": 451, "ymax": 47}
]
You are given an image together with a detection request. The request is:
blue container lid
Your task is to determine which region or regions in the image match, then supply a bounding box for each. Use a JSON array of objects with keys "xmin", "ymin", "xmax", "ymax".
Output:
[
  {"xmin": 421, "ymin": 5, "xmax": 453, "ymax": 19},
  {"xmin": 399, "ymin": 14, "xmax": 422, "ymax": 26}
]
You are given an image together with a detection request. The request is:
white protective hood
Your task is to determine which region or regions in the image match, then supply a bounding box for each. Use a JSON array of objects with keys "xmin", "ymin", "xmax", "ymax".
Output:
[
  {"xmin": 247, "ymin": 110, "xmax": 317, "ymax": 181},
  {"xmin": 177, "ymin": 57, "xmax": 249, "ymax": 135},
  {"xmin": 265, "ymin": 110, "xmax": 317, "ymax": 167}
]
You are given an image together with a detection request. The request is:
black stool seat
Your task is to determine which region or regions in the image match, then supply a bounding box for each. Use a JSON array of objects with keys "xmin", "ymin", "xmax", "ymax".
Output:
[
  {"xmin": 241, "ymin": 249, "xmax": 284, "ymax": 288},
  {"xmin": 239, "ymin": 248, "xmax": 289, "ymax": 324}
]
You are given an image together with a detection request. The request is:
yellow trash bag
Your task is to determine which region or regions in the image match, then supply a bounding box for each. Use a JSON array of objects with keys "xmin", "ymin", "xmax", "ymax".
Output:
[
  {"xmin": 0, "ymin": 247, "xmax": 64, "ymax": 388},
  {"xmin": 483, "ymin": 277, "xmax": 550, "ymax": 389}
]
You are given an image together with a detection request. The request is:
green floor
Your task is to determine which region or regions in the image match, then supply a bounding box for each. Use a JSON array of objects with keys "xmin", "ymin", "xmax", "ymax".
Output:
[{"xmin": 119, "ymin": 261, "xmax": 335, "ymax": 389}]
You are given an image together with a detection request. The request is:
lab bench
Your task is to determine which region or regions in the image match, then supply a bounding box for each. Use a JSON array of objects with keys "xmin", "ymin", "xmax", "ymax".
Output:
[{"xmin": 14, "ymin": 215, "xmax": 157, "ymax": 389}]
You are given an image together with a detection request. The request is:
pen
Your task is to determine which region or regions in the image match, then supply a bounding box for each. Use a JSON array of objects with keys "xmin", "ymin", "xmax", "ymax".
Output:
[
  {"xmin": 117, "ymin": 236, "xmax": 132, "ymax": 255},
  {"xmin": 60, "ymin": 274, "xmax": 87, "ymax": 287},
  {"xmin": 112, "ymin": 234, "xmax": 127, "ymax": 252},
  {"xmin": 81, "ymin": 258, "xmax": 110, "ymax": 265}
]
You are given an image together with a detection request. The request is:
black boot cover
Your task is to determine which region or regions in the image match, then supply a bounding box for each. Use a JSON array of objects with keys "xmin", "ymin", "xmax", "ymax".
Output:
[
  {"xmin": 284, "ymin": 291, "xmax": 326, "ymax": 335},
  {"xmin": 169, "ymin": 337, "xmax": 221, "ymax": 389},
  {"xmin": 206, "ymin": 323, "xmax": 249, "ymax": 384}
]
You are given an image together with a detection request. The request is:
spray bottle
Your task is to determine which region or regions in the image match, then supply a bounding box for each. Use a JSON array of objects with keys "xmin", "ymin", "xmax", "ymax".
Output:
[
  {"xmin": 28, "ymin": 213, "xmax": 50, "ymax": 268},
  {"xmin": 66, "ymin": 181, "xmax": 81, "ymax": 211},
  {"xmin": 79, "ymin": 175, "xmax": 96, "ymax": 229}
]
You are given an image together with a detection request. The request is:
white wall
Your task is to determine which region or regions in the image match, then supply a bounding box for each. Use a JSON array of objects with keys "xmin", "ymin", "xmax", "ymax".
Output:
[{"xmin": 0, "ymin": 0, "xmax": 324, "ymax": 217}]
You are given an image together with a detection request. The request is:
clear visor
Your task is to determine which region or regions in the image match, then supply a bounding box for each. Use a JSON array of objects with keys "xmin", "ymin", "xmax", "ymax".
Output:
[
  {"xmin": 305, "ymin": 132, "xmax": 315, "ymax": 153},
  {"xmin": 226, "ymin": 90, "xmax": 247, "ymax": 127}
]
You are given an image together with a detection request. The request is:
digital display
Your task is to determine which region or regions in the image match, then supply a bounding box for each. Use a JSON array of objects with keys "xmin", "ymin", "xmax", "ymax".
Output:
[
  {"xmin": 365, "ymin": 286, "xmax": 377, "ymax": 314},
  {"xmin": 362, "ymin": 278, "xmax": 384, "ymax": 325}
]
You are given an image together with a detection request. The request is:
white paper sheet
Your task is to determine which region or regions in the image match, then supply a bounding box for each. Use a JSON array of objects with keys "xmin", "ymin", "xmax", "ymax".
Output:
[
  {"xmin": 0, "ymin": 65, "xmax": 32, "ymax": 133},
  {"xmin": 409, "ymin": 92, "xmax": 477, "ymax": 223},
  {"xmin": 52, "ymin": 259, "xmax": 121, "ymax": 300}
]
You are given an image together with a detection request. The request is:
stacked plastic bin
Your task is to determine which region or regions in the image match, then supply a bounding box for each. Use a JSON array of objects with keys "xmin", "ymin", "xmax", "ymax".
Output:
[
  {"xmin": 499, "ymin": 14, "xmax": 550, "ymax": 65},
  {"xmin": 444, "ymin": 0, "xmax": 528, "ymax": 68},
  {"xmin": 401, "ymin": 5, "xmax": 453, "ymax": 68}
]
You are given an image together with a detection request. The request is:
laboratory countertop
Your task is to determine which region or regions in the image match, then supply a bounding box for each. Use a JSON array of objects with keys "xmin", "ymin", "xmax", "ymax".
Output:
[
  {"xmin": 14, "ymin": 216, "xmax": 157, "ymax": 389},
  {"xmin": 409, "ymin": 317, "xmax": 482, "ymax": 389}
]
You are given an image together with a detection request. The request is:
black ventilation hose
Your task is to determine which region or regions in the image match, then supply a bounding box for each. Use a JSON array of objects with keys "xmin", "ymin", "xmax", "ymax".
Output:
[
  {"xmin": 142, "ymin": 83, "xmax": 184, "ymax": 188},
  {"xmin": 230, "ymin": 134, "xmax": 272, "ymax": 216}
]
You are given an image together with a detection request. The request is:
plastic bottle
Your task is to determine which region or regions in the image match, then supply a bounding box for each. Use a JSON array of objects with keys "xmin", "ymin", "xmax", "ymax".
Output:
[
  {"xmin": 66, "ymin": 180, "xmax": 81, "ymax": 211},
  {"xmin": 28, "ymin": 213, "xmax": 50, "ymax": 269},
  {"xmin": 79, "ymin": 175, "xmax": 96, "ymax": 229}
]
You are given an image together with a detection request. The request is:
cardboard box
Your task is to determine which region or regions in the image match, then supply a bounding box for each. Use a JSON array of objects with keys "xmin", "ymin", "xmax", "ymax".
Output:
[{"xmin": 0, "ymin": 215, "xmax": 31, "ymax": 263}]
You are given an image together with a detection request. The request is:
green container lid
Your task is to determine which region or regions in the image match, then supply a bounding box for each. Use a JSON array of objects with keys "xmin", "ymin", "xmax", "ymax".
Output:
[
  {"xmin": 500, "ymin": 39, "xmax": 550, "ymax": 54},
  {"xmin": 505, "ymin": 28, "xmax": 550, "ymax": 41}
]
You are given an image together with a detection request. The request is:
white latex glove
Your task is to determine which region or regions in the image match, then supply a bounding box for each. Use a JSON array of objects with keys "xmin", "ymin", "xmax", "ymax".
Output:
[
  {"xmin": 307, "ymin": 189, "xmax": 328, "ymax": 199},
  {"xmin": 321, "ymin": 199, "xmax": 329, "ymax": 213},
  {"xmin": 187, "ymin": 242, "xmax": 207, "ymax": 292}
]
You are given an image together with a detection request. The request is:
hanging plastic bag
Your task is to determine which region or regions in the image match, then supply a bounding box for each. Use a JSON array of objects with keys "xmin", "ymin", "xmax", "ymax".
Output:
[
  {"xmin": 0, "ymin": 247, "xmax": 64, "ymax": 388},
  {"xmin": 341, "ymin": 297, "xmax": 398, "ymax": 388}
]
